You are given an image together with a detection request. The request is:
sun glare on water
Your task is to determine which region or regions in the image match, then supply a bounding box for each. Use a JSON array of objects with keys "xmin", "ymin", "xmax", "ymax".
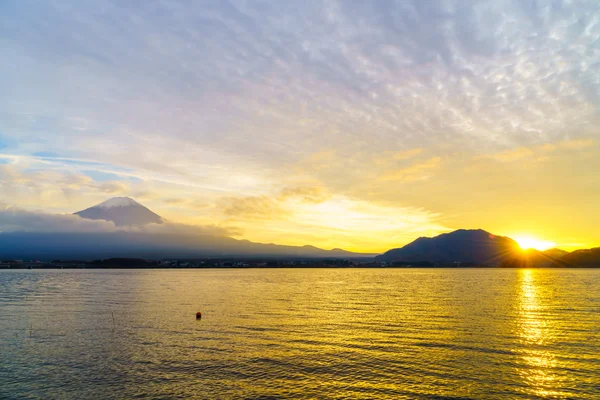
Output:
[{"xmin": 513, "ymin": 236, "xmax": 556, "ymax": 251}]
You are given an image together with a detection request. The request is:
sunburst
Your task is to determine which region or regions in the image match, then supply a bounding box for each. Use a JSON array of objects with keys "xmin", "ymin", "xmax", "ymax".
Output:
[{"xmin": 513, "ymin": 236, "xmax": 556, "ymax": 251}]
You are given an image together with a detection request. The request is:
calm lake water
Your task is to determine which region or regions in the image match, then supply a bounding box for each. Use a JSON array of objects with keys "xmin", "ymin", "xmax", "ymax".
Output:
[{"xmin": 0, "ymin": 268, "xmax": 599, "ymax": 399}]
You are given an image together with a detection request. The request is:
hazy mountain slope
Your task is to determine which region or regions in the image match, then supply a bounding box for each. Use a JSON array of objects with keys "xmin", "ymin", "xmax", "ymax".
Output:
[
  {"xmin": 543, "ymin": 248, "xmax": 570, "ymax": 259},
  {"xmin": 499, "ymin": 248, "xmax": 564, "ymax": 268},
  {"xmin": 0, "ymin": 232, "xmax": 371, "ymax": 260},
  {"xmin": 558, "ymin": 248, "xmax": 600, "ymax": 267}
]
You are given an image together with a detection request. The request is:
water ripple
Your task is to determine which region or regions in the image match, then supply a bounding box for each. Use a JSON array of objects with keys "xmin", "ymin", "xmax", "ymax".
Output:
[{"xmin": 1, "ymin": 268, "xmax": 599, "ymax": 399}]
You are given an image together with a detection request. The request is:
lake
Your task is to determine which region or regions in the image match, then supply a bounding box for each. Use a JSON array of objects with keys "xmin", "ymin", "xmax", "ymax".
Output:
[{"xmin": 1, "ymin": 268, "xmax": 599, "ymax": 399}]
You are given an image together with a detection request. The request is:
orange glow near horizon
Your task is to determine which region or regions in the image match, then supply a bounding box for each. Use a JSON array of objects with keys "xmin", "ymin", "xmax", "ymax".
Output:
[{"xmin": 513, "ymin": 236, "xmax": 557, "ymax": 251}]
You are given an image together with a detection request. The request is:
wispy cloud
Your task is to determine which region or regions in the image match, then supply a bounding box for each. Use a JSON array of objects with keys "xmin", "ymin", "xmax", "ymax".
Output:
[
  {"xmin": 482, "ymin": 139, "xmax": 597, "ymax": 162},
  {"xmin": 379, "ymin": 157, "xmax": 442, "ymax": 182},
  {"xmin": 220, "ymin": 186, "xmax": 330, "ymax": 220}
]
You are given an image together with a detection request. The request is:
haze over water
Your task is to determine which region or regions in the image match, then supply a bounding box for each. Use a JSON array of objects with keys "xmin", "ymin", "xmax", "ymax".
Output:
[{"xmin": 1, "ymin": 268, "xmax": 599, "ymax": 399}]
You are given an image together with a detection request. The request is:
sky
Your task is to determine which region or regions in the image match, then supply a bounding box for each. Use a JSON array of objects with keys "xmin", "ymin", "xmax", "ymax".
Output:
[{"xmin": 1, "ymin": 0, "xmax": 600, "ymax": 252}]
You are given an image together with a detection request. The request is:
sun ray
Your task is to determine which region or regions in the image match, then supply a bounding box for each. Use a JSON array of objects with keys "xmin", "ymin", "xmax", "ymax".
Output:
[{"xmin": 512, "ymin": 236, "xmax": 556, "ymax": 251}]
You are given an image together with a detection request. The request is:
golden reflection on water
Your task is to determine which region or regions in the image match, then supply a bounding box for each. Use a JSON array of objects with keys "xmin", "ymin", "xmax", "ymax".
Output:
[
  {"xmin": 517, "ymin": 269, "xmax": 563, "ymax": 398},
  {"xmin": 3, "ymin": 269, "xmax": 600, "ymax": 398}
]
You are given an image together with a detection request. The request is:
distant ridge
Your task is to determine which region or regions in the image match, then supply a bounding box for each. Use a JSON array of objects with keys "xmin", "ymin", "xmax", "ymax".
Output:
[
  {"xmin": 542, "ymin": 248, "xmax": 570, "ymax": 259},
  {"xmin": 557, "ymin": 247, "xmax": 600, "ymax": 268},
  {"xmin": 375, "ymin": 229, "xmax": 587, "ymax": 267},
  {"xmin": 0, "ymin": 231, "xmax": 373, "ymax": 260},
  {"xmin": 74, "ymin": 197, "xmax": 163, "ymax": 226},
  {"xmin": 376, "ymin": 229, "xmax": 522, "ymax": 266}
]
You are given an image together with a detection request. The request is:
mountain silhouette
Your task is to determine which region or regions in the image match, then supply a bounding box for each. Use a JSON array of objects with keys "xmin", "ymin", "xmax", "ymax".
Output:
[
  {"xmin": 542, "ymin": 248, "xmax": 570, "ymax": 259},
  {"xmin": 500, "ymin": 248, "xmax": 565, "ymax": 268},
  {"xmin": 376, "ymin": 229, "xmax": 522, "ymax": 266},
  {"xmin": 74, "ymin": 197, "xmax": 163, "ymax": 226},
  {"xmin": 557, "ymin": 247, "xmax": 600, "ymax": 267}
]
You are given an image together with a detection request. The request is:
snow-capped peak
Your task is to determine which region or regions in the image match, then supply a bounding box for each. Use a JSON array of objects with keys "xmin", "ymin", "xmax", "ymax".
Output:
[
  {"xmin": 93, "ymin": 197, "xmax": 142, "ymax": 209},
  {"xmin": 75, "ymin": 197, "xmax": 163, "ymax": 226}
]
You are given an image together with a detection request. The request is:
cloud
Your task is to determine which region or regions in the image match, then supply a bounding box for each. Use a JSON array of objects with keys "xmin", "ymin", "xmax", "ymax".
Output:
[
  {"xmin": 0, "ymin": 202, "xmax": 235, "ymax": 237},
  {"xmin": 484, "ymin": 147, "xmax": 535, "ymax": 162},
  {"xmin": 392, "ymin": 148, "xmax": 424, "ymax": 161},
  {"xmin": 142, "ymin": 221, "xmax": 238, "ymax": 238},
  {"xmin": 482, "ymin": 139, "xmax": 597, "ymax": 162},
  {"xmin": 3, "ymin": 0, "xmax": 599, "ymax": 176},
  {"xmin": 0, "ymin": 203, "xmax": 117, "ymax": 233},
  {"xmin": 221, "ymin": 186, "xmax": 332, "ymax": 220},
  {"xmin": 98, "ymin": 181, "xmax": 130, "ymax": 194},
  {"xmin": 216, "ymin": 187, "xmax": 449, "ymax": 252},
  {"xmin": 222, "ymin": 195, "xmax": 287, "ymax": 220},
  {"xmin": 279, "ymin": 186, "xmax": 331, "ymax": 203},
  {"xmin": 0, "ymin": 161, "xmax": 133, "ymax": 209},
  {"xmin": 163, "ymin": 198, "xmax": 187, "ymax": 206},
  {"xmin": 379, "ymin": 157, "xmax": 442, "ymax": 182}
]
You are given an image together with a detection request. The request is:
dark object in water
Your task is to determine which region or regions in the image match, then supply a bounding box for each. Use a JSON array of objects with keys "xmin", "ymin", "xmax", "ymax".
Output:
[{"xmin": 196, "ymin": 312, "xmax": 202, "ymax": 319}]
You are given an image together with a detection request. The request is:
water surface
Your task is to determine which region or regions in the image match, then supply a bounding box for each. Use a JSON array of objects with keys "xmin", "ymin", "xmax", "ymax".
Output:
[{"xmin": 1, "ymin": 268, "xmax": 599, "ymax": 399}]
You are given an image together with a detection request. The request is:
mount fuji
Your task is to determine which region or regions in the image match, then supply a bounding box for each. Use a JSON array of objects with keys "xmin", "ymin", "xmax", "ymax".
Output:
[
  {"xmin": 74, "ymin": 197, "xmax": 163, "ymax": 226},
  {"xmin": 0, "ymin": 196, "xmax": 374, "ymax": 260}
]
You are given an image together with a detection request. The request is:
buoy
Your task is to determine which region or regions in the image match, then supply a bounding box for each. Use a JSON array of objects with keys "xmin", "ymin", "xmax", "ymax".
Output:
[{"xmin": 196, "ymin": 312, "xmax": 202, "ymax": 319}]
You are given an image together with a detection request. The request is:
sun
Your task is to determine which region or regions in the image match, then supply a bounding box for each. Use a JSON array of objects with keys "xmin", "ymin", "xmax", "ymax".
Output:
[{"xmin": 512, "ymin": 235, "xmax": 556, "ymax": 251}]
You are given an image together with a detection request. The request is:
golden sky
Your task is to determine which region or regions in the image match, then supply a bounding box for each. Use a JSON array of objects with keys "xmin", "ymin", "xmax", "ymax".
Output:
[{"xmin": 1, "ymin": 1, "xmax": 600, "ymax": 252}]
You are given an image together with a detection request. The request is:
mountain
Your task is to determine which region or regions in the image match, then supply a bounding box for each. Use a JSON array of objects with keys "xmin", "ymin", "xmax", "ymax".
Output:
[
  {"xmin": 557, "ymin": 247, "xmax": 600, "ymax": 267},
  {"xmin": 0, "ymin": 197, "xmax": 371, "ymax": 260},
  {"xmin": 376, "ymin": 229, "xmax": 522, "ymax": 266},
  {"xmin": 500, "ymin": 248, "xmax": 564, "ymax": 268},
  {"xmin": 0, "ymin": 231, "xmax": 371, "ymax": 260},
  {"xmin": 74, "ymin": 197, "xmax": 163, "ymax": 226},
  {"xmin": 542, "ymin": 248, "xmax": 570, "ymax": 259}
]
